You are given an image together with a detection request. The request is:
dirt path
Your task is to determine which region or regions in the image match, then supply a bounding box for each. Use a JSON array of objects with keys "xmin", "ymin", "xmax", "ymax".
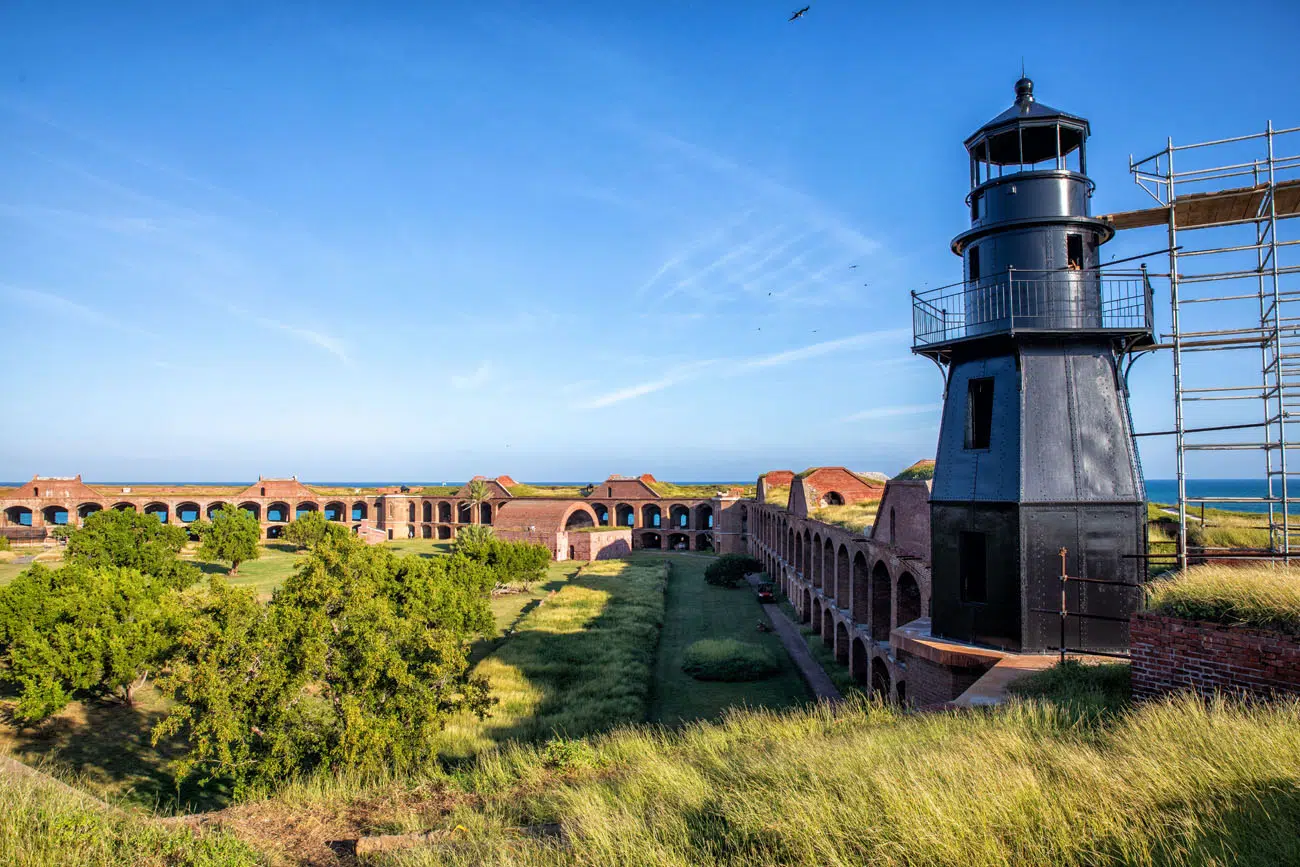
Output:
[{"xmin": 745, "ymin": 575, "xmax": 842, "ymax": 702}]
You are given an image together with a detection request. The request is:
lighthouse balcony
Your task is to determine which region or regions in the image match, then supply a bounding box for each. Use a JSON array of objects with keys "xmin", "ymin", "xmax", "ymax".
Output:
[{"xmin": 911, "ymin": 269, "xmax": 1154, "ymax": 355}]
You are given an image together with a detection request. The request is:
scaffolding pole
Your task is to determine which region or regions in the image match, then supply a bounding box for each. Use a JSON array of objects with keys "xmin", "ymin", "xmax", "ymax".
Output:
[{"xmin": 1128, "ymin": 123, "xmax": 1300, "ymax": 569}]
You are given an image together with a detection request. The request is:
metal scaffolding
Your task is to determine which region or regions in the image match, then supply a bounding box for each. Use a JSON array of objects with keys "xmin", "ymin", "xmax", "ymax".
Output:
[{"xmin": 1108, "ymin": 124, "xmax": 1300, "ymax": 566}]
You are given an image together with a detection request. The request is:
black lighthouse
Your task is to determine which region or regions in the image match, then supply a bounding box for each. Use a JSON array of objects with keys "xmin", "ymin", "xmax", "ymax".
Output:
[{"xmin": 912, "ymin": 78, "xmax": 1154, "ymax": 652}]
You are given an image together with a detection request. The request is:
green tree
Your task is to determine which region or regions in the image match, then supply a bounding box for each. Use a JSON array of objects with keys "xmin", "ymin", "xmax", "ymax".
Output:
[
  {"xmin": 452, "ymin": 524, "xmax": 495, "ymax": 559},
  {"xmin": 466, "ymin": 478, "xmax": 490, "ymax": 524},
  {"xmin": 0, "ymin": 563, "xmax": 180, "ymax": 723},
  {"xmin": 156, "ymin": 533, "xmax": 494, "ymax": 792},
  {"xmin": 280, "ymin": 509, "xmax": 348, "ymax": 551},
  {"xmin": 64, "ymin": 508, "xmax": 198, "ymax": 588},
  {"xmin": 193, "ymin": 505, "xmax": 262, "ymax": 575},
  {"xmin": 704, "ymin": 554, "xmax": 763, "ymax": 588}
]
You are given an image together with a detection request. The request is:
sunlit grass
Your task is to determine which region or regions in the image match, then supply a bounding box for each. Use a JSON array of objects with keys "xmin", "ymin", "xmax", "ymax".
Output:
[
  {"xmin": 809, "ymin": 500, "xmax": 879, "ymax": 533},
  {"xmin": 1147, "ymin": 563, "xmax": 1300, "ymax": 635},
  {"xmin": 372, "ymin": 693, "xmax": 1300, "ymax": 867}
]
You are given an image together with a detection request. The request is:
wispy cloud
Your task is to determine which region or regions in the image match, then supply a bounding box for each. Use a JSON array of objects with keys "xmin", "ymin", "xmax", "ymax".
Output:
[
  {"xmin": 451, "ymin": 361, "xmax": 493, "ymax": 390},
  {"xmin": 622, "ymin": 125, "xmax": 884, "ymax": 308},
  {"xmin": 2, "ymin": 284, "xmax": 158, "ymax": 339},
  {"xmin": 575, "ymin": 328, "xmax": 906, "ymax": 410},
  {"xmin": 842, "ymin": 403, "xmax": 942, "ymax": 422},
  {"xmin": 209, "ymin": 300, "xmax": 352, "ymax": 366}
]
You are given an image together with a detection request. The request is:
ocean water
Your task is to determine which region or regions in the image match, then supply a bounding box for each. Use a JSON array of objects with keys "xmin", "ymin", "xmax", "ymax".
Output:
[{"xmin": 1144, "ymin": 478, "xmax": 1300, "ymax": 513}]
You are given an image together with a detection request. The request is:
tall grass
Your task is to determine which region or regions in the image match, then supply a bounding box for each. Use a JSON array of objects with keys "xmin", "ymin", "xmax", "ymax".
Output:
[
  {"xmin": 1146, "ymin": 564, "xmax": 1300, "ymax": 635},
  {"xmin": 435, "ymin": 560, "xmax": 668, "ymax": 757},
  {"xmin": 0, "ymin": 768, "xmax": 263, "ymax": 866},
  {"xmin": 809, "ymin": 501, "xmax": 879, "ymax": 533},
  {"xmin": 374, "ymin": 694, "xmax": 1300, "ymax": 867},
  {"xmin": 763, "ymin": 486, "xmax": 790, "ymax": 509}
]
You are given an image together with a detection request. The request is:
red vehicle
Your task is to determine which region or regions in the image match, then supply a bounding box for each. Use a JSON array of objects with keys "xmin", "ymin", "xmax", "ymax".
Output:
[{"xmin": 756, "ymin": 584, "xmax": 776, "ymax": 604}]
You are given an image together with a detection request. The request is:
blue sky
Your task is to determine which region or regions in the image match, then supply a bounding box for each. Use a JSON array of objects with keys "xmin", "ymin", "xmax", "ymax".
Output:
[{"xmin": 2, "ymin": 0, "xmax": 1297, "ymax": 483}]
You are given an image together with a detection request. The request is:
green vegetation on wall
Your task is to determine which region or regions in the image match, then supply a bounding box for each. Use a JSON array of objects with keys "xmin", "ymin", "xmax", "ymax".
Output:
[{"xmin": 1146, "ymin": 564, "xmax": 1300, "ymax": 636}]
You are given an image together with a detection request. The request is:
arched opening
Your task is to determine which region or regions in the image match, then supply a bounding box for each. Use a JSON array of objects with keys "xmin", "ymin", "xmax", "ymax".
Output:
[
  {"xmin": 642, "ymin": 504, "xmax": 662, "ymax": 528},
  {"xmin": 77, "ymin": 503, "xmax": 101, "ymax": 520},
  {"xmin": 352, "ymin": 501, "xmax": 369, "ymax": 521},
  {"xmin": 811, "ymin": 597, "xmax": 822, "ymax": 627},
  {"xmin": 437, "ymin": 501, "xmax": 452, "ymax": 523},
  {"xmin": 421, "ymin": 525, "xmax": 432, "ymax": 539},
  {"xmin": 871, "ymin": 561, "xmax": 892, "ymax": 641},
  {"xmin": 437, "ymin": 525, "xmax": 452, "ymax": 540},
  {"xmin": 802, "ymin": 588, "xmax": 812, "ymax": 623},
  {"xmin": 591, "ymin": 503, "xmax": 610, "ymax": 526},
  {"xmin": 897, "ymin": 572, "xmax": 922, "ymax": 627},
  {"xmin": 639, "ymin": 531, "xmax": 662, "ymax": 549},
  {"xmin": 323, "ymin": 501, "xmax": 345, "ymax": 522},
  {"xmin": 852, "ymin": 638, "xmax": 870, "ymax": 683},
  {"xmin": 896, "ymin": 680, "xmax": 907, "ymax": 705},
  {"xmin": 267, "ymin": 525, "xmax": 284, "ymax": 540},
  {"xmin": 871, "ymin": 657, "xmax": 891, "ymax": 700},
  {"xmin": 295, "ymin": 502, "xmax": 319, "ymax": 520},
  {"xmin": 266, "ymin": 502, "xmax": 290, "ymax": 523},
  {"xmin": 669, "ymin": 504, "xmax": 690, "ymax": 529},
  {"xmin": 480, "ymin": 503, "xmax": 492, "ymax": 525},
  {"xmin": 421, "ymin": 502, "xmax": 433, "ymax": 523},
  {"xmin": 144, "ymin": 502, "xmax": 169, "ymax": 523},
  {"xmin": 794, "ymin": 531, "xmax": 804, "ymax": 573},
  {"xmin": 835, "ymin": 621, "xmax": 849, "ymax": 664},
  {"xmin": 820, "ymin": 491, "xmax": 845, "ymax": 506},
  {"xmin": 206, "ymin": 502, "xmax": 230, "ymax": 519},
  {"xmin": 836, "ymin": 544, "xmax": 851, "ymax": 605},
  {"xmin": 695, "ymin": 504, "xmax": 714, "ymax": 530},
  {"xmin": 823, "ymin": 537, "xmax": 835, "ymax": 598},
  {"xmin": 175, "ymin": 502, "xmax": 201, "ymax": 523},
  {"xmin": 565, "ymin": 508, "xmax": 595, "ymax": 530},
  {"xmin": 41, "ymin": 505, "xmax": 69, "ymax": 525},
  {"xmin": 821, "ymin": 608, "xmax": 834, "ymax": 646},
  {"xmin": 615, "ymin": 503, "xmax": 634, "ymax": 527},
  {"xmin": 112, "ymin": 502, "xmax": 137, "ymax": 513},
  {"xmin": 457, "ymin": 502, "xmax": 471, "ymax": 523},
  {"xmin": 802, "ymin": 530, "xmax": 812, "ymax": 578},
  {"xmin": 811, "ymin": 533, "xmax": 822, "ymax": 588},
  {"xmin": 3, "ymin": 506, "xmax": 33, "ymax": 526},
  {"xmin": 407, "ymin": 503, "xmax": 416, "ymax": 523},
  {"xmin": 667, "ymin": 532, "xmax": 689, "ymax": 550},
  {"xmin": 239, "ymin": 502, "xmax": 261, "ymax": 522},
  {"xmin": 695, "ymin": 532, "xmax": 713, "ymax": 551},
  {"xmin": 852, "ymin": 552, "xmax": 870, "ymax": 623}
]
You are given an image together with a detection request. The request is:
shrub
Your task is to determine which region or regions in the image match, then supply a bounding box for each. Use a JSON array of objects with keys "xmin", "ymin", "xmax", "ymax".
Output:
[
  {"xmin": 681, "ymin": 639, "xmax": 780, "ymax": 681},
  {"xmin": 1146, "ymin": 564, "xmax": 1300, "ymax": 636},
  {"xmin": 704, "ymin": 554, "xmax": 761, "ymax": 588},
  {"xmin": 0, "ymin": 534, "xmax": 9, "ymax": 551},
  {"xmin": 63, "ymin": 508, "xmax": 198, "ymax": 588}
]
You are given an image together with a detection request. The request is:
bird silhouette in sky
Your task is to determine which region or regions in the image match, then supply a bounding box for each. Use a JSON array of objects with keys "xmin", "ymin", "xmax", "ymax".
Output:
[
  {"xmin": 789, "ymin": 6, "xmax": 810, "ymax": 21},
  {"xmin": 849, "ymin": 264, "xmax": 857, "ymax": 269}
]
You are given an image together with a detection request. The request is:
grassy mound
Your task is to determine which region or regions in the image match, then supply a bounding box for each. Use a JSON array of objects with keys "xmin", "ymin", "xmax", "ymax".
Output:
[
  {"xmin": 1146, "ymin": 564, "xmax": 1300, "ymax": 635},
  {"xmin": 893, "ymin": 458, "xmax": 935, "ymax": 480},
  {"xmin": 0, "ymin": 768, "xmax": 260, "ymax": 866},
  {"xmin": 681, "ymin": 639, "xmax": 780, "ymax": 681},
  {"xmin": 381, "ymin": 692, "xmax": 1300, "ymax": 867}
]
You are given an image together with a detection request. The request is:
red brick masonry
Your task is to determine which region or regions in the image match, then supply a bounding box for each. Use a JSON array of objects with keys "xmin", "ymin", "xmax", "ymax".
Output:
[{"xmin": 1130, "ymin": 611, "xmax": 1300, "ymax": 700}]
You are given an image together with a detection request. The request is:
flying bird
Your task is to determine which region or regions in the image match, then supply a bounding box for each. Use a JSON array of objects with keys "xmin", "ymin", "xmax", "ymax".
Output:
[
  {"xmin": 848, "ymin": 264, "xmax": 857, "ymax": 269},
  {"xmin": 789, "ymin": 5, "xmax": 810, "ymax": 21}
]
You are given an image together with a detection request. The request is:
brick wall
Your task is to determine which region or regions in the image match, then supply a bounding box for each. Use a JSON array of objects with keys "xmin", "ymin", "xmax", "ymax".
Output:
[
  {"xmin": 569, "ymin": 530, "xmax": 633, "ymax": 561},
  {"xmin": 900, "ymin": 651, "xmax": 990, "ymax": 706},
  {"xmin": 1130, "ymin": 612, "xmax": 1300, "ymax": 701}
]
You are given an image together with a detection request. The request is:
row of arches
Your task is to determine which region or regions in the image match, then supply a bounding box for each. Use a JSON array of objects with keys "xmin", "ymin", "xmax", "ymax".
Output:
[
  {"xmin": 2, "ymin": 499, "xmax": 377, "ymax": 528},
  {"xmin": 584, "ymin": 502, "xmax": 713, "ymax": 531}
]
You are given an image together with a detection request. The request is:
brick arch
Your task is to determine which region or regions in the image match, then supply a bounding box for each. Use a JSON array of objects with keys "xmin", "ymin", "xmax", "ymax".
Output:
[
  {"xmin": 821, "ymin": 606, "xmax": 834, "ymax": 646},
  {"xmin": 422, "ymin": 501, "xmax": 433, "ymax": 523},
  {"xmin": 77, "ymin": 502, "xmax": 102, "ymax": 520},
  {"xmin": 852, "ymin": 551, "xmax": 870, "ymax": 623},
  {"xmin": 802, "ymin": 588, "xmax": 813, "ymax": 623},
  {"xmin": 811, "ymin": 532, "xmax": 823, "ymax": 589},
  {"xmin": 898, "ymin": 571, "xmax": 922, "ymax": 628},
  {"xmin": 822, "ymin": 536, "xmax": 835, "ymax": 598},
  {"xmin": 871, "ymin": 559, "xmax": 892, "ymax": 641},
  {"xmin": 562, "ymin": 503, "xmax": 598, "ymax": 530},
  {"xmin": 437, "ymin": 501, "xmax": 452, "ymax": 523},
  {"xmin": 871, "ymin": 656, "xmax": 891, "ymax": 699},
  {"xmin": 834, "ymin": 620, "xmax": 850, "ymax": 665},
  {"xmin": 836, "ymin": 544, "xmax": 851, "ymax": 610},
  {"xmin": 852, "ymin": 636, "xmax": 871, "ymax": 683}
]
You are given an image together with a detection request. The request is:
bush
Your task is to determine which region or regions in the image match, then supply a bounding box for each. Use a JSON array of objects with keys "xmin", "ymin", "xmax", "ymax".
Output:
[
  {"xmin": 704, "ymin": 554, "xmax": 761, "ymax": 588},
  {"xmin": 1146, "ymin": 564, "xmax": 1300, "ymax": 636},
  {"xmin": 681, "ymin": 639, "xmax": 780, "ymax": 681}
]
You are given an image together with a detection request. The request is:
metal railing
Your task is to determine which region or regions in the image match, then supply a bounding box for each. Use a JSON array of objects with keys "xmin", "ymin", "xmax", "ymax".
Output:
[{"xmin": 912, "ymin": 268, "xmax": 1155, "ymax": 347}]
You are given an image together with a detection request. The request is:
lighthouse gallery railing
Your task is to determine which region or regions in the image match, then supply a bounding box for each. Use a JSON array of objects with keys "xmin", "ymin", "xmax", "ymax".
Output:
[{"xmin": 911, "ymin": 268, "xmax": 1154, "ymax": 347}]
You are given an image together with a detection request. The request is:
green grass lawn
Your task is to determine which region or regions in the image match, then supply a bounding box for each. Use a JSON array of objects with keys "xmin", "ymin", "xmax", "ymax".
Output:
[{"xmin": 644, "ymin": 553, "xmax": 809, "ymax": 725}]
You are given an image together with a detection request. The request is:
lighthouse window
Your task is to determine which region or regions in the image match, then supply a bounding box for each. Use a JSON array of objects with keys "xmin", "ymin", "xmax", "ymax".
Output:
[
  {"xmin": 959, "ymin": 531, "xmax": 988, "ymax": 604},
  {"xmin": 966, "ymin": 377, "xmax": 994, "ymax": 450},
  {"xmin": 968, "ymin": 245, "xmax": 981, "ymax": 283},
  {"xmin": 1067, "ymin": 234, "xmax": 1084, "ymax": 270}
]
